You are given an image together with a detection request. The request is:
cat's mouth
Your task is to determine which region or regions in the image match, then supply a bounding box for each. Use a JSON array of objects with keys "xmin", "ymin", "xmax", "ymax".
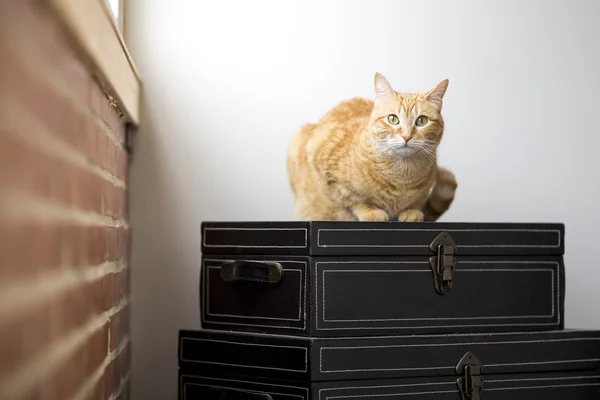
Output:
[
  {"xmin": 373, "ymin": 139, "xmax": 417, "ymax": 157},
  {"xmin": 392, "ymin": 146, "xmax": 417, "ymax": 157}
]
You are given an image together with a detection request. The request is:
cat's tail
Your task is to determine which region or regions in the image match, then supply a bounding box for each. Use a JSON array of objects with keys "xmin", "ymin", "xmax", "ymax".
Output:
[{"xmin": 423, "ymin": 167, "xmax": 458, "ymax": 221}]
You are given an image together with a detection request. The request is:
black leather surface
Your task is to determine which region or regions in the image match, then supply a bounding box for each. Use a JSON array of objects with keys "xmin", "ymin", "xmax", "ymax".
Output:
[
  {"xmin": 201, "ymin": 221, "xmax": 565, "ymax": 256},
  {"xmin": 201, "ymin": 256, "xmax": 308, "ymax": 333},
  {"xmin": 179, "ymin": 330, "xmax": 308, "ymax": 382},
  {"xmin": 310, "ymin": 255, "xmax": 564, "ymax": 336},
  {"xmin": 311, "ymin": 371, "xmax": 600, "ymax": 400},
  {"xmin": 179, "ymin": 373, "xmax": 309, "ymax": 400},
  {"xmin": 179, "ymin": 369, "xmax": 600, "ymax": 399},
  {"xmin": 179, "ymin": 329, "xmax": 600, "ymax": 383},
  {"xmin": 202, "ymin": 222, "xmax": 310, "ymax": 256},
  {"xmin": 200, "ymin": 255, "xmax": 564, "ymax": 336},
  {"xmin": 310, "ymin": 221, "xmax": 565, "ymax": 256},
  {"xmin": 205, "ymin": 387, "xmax": 272, "ymax": 400}
]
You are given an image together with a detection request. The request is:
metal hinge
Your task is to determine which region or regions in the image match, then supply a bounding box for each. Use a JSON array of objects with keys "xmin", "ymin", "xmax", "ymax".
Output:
[
  {"xmin": 429, "ymin": 232, "xmax": 457, "ymax": 295},
  {"xmin": 456, "ymin": 352, "xmax": 484, "ymax": 400}
]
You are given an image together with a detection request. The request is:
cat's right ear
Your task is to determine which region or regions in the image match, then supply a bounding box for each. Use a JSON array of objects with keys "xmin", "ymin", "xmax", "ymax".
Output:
[{"xmin": 374, "ymin": 72, "xmax": 395, "ymax": 108}]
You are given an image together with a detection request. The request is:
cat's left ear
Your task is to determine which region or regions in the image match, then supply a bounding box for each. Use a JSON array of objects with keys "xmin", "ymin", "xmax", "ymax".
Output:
[
  {"xmin": 425, "ymin": 79, "xmax": 449, "ymax": 110},
  {"xmin": 374, "ymin": 72, "xmax": 395, "ymax": 108}
]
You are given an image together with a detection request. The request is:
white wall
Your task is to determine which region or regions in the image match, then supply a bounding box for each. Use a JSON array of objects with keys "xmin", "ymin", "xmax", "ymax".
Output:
[{"xmin": 125, "ymin": 0, "xmax": 600, "ymax": 398}]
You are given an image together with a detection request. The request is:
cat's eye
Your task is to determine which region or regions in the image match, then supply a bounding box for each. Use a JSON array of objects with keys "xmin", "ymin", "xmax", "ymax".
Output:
[
  {"xmin": 387, "ymin": 114, "xmax": 399, "ymax": 125},
  {"xmin": 415, "ymin": 116, "xmax": 428, "ymax": 126}
]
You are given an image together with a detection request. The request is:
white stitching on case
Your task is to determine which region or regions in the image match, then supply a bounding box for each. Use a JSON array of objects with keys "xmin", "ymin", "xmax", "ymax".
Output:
[
  {"xmin": 316, "ymin": 228, "xmax": 561, "ymax": 248},
  {"xmin": 324, "ymin": 390, "xmax": 459, "ymax": 399},
  {"xmin": 180, "ymin": 338, "xmax": 308, "ymax": 372},
  {"xmin": 202, "ymin": 259, "xmax": 308, "ymax": 330},
  {"xmin": 321, "ymin": 384, "xmax": 600, "ymax": 399},
  {"xmin": 318, "ymin": 338, "xmax": 600, "ymax": 373},
  {"xmin": 488, "ymin": 375, "xmax": 600, "ymax": 383},
  {"xmin": 486, "ymin": 383, "xmax": 600, "ymax": 392},
  {"xmin": 317, "ymin": 375, "xmax": 600, "ymax": 400},
  {"xmin": 199, "ymin": 319, "xmax": 307, "ymax": 330},
  {"xmin": 322, "ymin": 269, "xmax": 554, "ymax": 322},
  {"xmin": 208, "ymin": 328, "xmax": 591, "ymax": 340},
  {"xmin": 318, "ymin": 382, "xmax": 454, "ymax": 400},
  {"xmin": 485, "ymin": 358, "xmax": 600, "ymax": 367},
  {"xmin": 206, "ymin": 266, "xmax": 303, "ymax": 321},
  {"xmin": 177, "ymin": 333, "xmax": 600, "ymax": 385},
  {"xmin": 203, "ymin": 227, "xmax": 308, "ymax": 248},
  {"xmin": 180, "ymin": 374, "xmax": 309, "ymax": 399},
  {"xmin": 315, "ymin": 261, "xmax": 560, "ymax": 330},
  {"xmin": 183, "ymin": 384, "xmax": 304, "ymax": 399}
]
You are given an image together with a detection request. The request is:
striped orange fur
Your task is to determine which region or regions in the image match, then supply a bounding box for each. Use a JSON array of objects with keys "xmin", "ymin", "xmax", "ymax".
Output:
[{"xmin": 287, "ymin": 73, "xmax": 457, "ymax": 222}]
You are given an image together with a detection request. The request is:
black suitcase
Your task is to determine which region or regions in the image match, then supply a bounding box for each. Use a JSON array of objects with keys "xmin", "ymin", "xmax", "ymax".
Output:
[
  {"xmin": 200, "ymin": 221, "xmax": 565, "ymax": 336},
  {"xmin": 178, "ymin": 329, "xmax": 600, "ymax": 399}
]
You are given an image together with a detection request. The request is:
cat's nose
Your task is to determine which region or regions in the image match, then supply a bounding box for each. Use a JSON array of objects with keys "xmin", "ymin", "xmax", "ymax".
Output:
[{"xmin": 402, "ymin": 136, "xmax": 412, "ymax": 143}]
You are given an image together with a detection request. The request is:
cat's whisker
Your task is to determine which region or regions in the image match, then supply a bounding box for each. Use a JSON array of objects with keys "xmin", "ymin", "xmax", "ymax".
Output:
[{"xmin": 413, "ymin": 145, "xmax": 437, "ymax": 162}]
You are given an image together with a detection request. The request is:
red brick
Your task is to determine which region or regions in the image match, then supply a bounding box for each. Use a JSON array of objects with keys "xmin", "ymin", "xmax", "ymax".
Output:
[
  {"xmin": 116, "ymin": 226, "xmax": 130, "ymax": 260},
  {"xmin": 122, "ymin": 187, "xmax": 129, "ymax": 218},
  {"xmin": 0, "ymin": 1, "xmax": 130, "ymax": 397},
  {"xmin": 90, "ymin": 78, "xmax": 127, "ymax": 147},
  {"xmin": 0, "ymin": 222, "xmax": 61, "ymax": 280},
  {"xmin": 109, "ymin": 140, "xmax": 119, "ymax": 175},
  {"xmin": 103, "ymin": 341, "xmax": 130, "ymax": 399},
  {"xmin": 104, "ymin": 355, "xmax": 115, "ymax": 398},
  {"xmin": 0, "ymin": 273, "xmax": 114, "ymax": 377},
  {"xmin": 117, "ymin": 188, "xmax": 125, "ymax": 218},
  {"xmin": 100, "ymin": 97, "xmax": 126, "ymax": 143},
  {"xmin": 102, "ymin": 180, "xmax": 112, "ymax": 217},
  {"xmin": 109, "ymin": 305, "xmax": 130, "ymax": 352},
  {"xmin": 115, "ymin": 343, "xmax": 130, "ymax": 387},
  {"xmin": 113, "ymin": 226, "xmax": 126, "ymax": 261},
  {"xmin": 88, "ymin": 376, "xmax": 109, "ymax": 400},
  {"xmin": 0, "ymin": 132, "xmax": 126, "ymax": 218},
  {"xmin": 115, "ymin": 390, "xmax": 129, "ymax": 400},
  {"xmin": 0, "ymin": 34, "xmax": 92, "ymax": 158},
  {"xmin": 103, "ymin": 137, "xmax": 113, "ymax": 176},
  {"xmin": 0, "ymin": 131, "xmax": 63, "ymax": 201},
  {"xmin": 0, "ymin": 223, "xmax": 122, "ymax": 281},
  {"xmin": 89, "ymin": 80, "xmax": 107, "ymax": 121},
  {"xmin": 107, "ymin": 226, "xmax": 118, "ymax": 262},
  {"xmin": 102, "ymin": 183, "xmax": 127, "ymax": 219},
  {"xmin": 100, "ymin": 135, "xmax": 111, "ymax": 175},
  {"xmin": 0, "ymin": 36, "xmax": 128, "ymax": 179},
  {"xmin": 115, "ymin": 228, "xmax": 123, "ymax": 260},
  {"xmin": 75, "ymin": 167, "xmax": 104, "ymax": 214},
  {"xmin": 116, "ymin": 146, "xmax": 128, "ymax": 182},
  {"xmin": 123, "ymin": 227, "xmax": 131, "ymax": 260},
  {"xmin": 112, "ymin": 267, "xmax": 130, "ymax": 308},
  {"xmin": 23, "ymin": 324, "xmax": 109, "ymax": 400},
  {"xmin": 88, "ymin": 226, "xmax": 110, "ymax": 266}
]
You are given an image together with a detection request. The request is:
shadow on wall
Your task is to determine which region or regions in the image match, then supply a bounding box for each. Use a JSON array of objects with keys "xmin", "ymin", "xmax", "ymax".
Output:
[{"xmin": 129, "ymin": 93, "xmax": 201, "ymax": 400}]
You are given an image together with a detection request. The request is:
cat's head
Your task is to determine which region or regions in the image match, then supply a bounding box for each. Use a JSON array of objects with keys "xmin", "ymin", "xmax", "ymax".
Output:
[{"xmin": 368, "ymin": 72, "xmax": 448, "ymax": 159}]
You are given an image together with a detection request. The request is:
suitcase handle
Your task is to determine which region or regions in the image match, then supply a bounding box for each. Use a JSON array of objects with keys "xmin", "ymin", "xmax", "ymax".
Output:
[
  {"xmin": 206, "ymin": 387, "xmax": 273, "ymax": 400},
  {"xmin": 220, "ymin": 260, "xmax": 283, "ymax": 285}
]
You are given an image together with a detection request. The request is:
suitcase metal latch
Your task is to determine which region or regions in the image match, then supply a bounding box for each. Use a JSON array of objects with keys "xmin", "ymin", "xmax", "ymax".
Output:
[
  {"xmin": 429, "ymin": 232, "xmax": 457, "ymax": 295},
  {"xmin": 456, "ymin": 351, "xmax": 484, "ymax": 400}
]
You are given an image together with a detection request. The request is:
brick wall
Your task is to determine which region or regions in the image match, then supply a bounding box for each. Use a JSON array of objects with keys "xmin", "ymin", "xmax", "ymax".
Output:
[{"xmin": 0, "ymin": 1, "xmax": 131, "ymax": 399}]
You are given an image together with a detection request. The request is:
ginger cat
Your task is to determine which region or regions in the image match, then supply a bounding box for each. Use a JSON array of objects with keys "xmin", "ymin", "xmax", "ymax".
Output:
[{"xmin": 287, "ymin": 72, "xmax": 457, "ymax": 222}]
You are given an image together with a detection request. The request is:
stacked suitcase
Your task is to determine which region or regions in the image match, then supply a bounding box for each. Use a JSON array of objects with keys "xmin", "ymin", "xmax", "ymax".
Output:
[{"xmin": 179, "ymin": 221, "xmax": 600, "ymax": 399}]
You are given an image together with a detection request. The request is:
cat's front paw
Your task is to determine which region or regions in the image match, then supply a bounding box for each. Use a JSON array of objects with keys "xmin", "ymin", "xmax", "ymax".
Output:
[
  {"xmin": 357, "ymin": 209, "xmax": 389, "ymax": 222},
  {"xmin": 398, "ymin": 210, "xmax": 425, "ymax": 222}
]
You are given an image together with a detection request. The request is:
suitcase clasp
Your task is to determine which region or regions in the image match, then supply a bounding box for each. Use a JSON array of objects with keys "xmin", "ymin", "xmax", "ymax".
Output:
[
  {"xmin": 456, "ymin": 351, "xmax": 484, "ymax": 400},
  {"xmin": 429, "ymin": 232, "xmax": 457, "ymax": 295}
]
